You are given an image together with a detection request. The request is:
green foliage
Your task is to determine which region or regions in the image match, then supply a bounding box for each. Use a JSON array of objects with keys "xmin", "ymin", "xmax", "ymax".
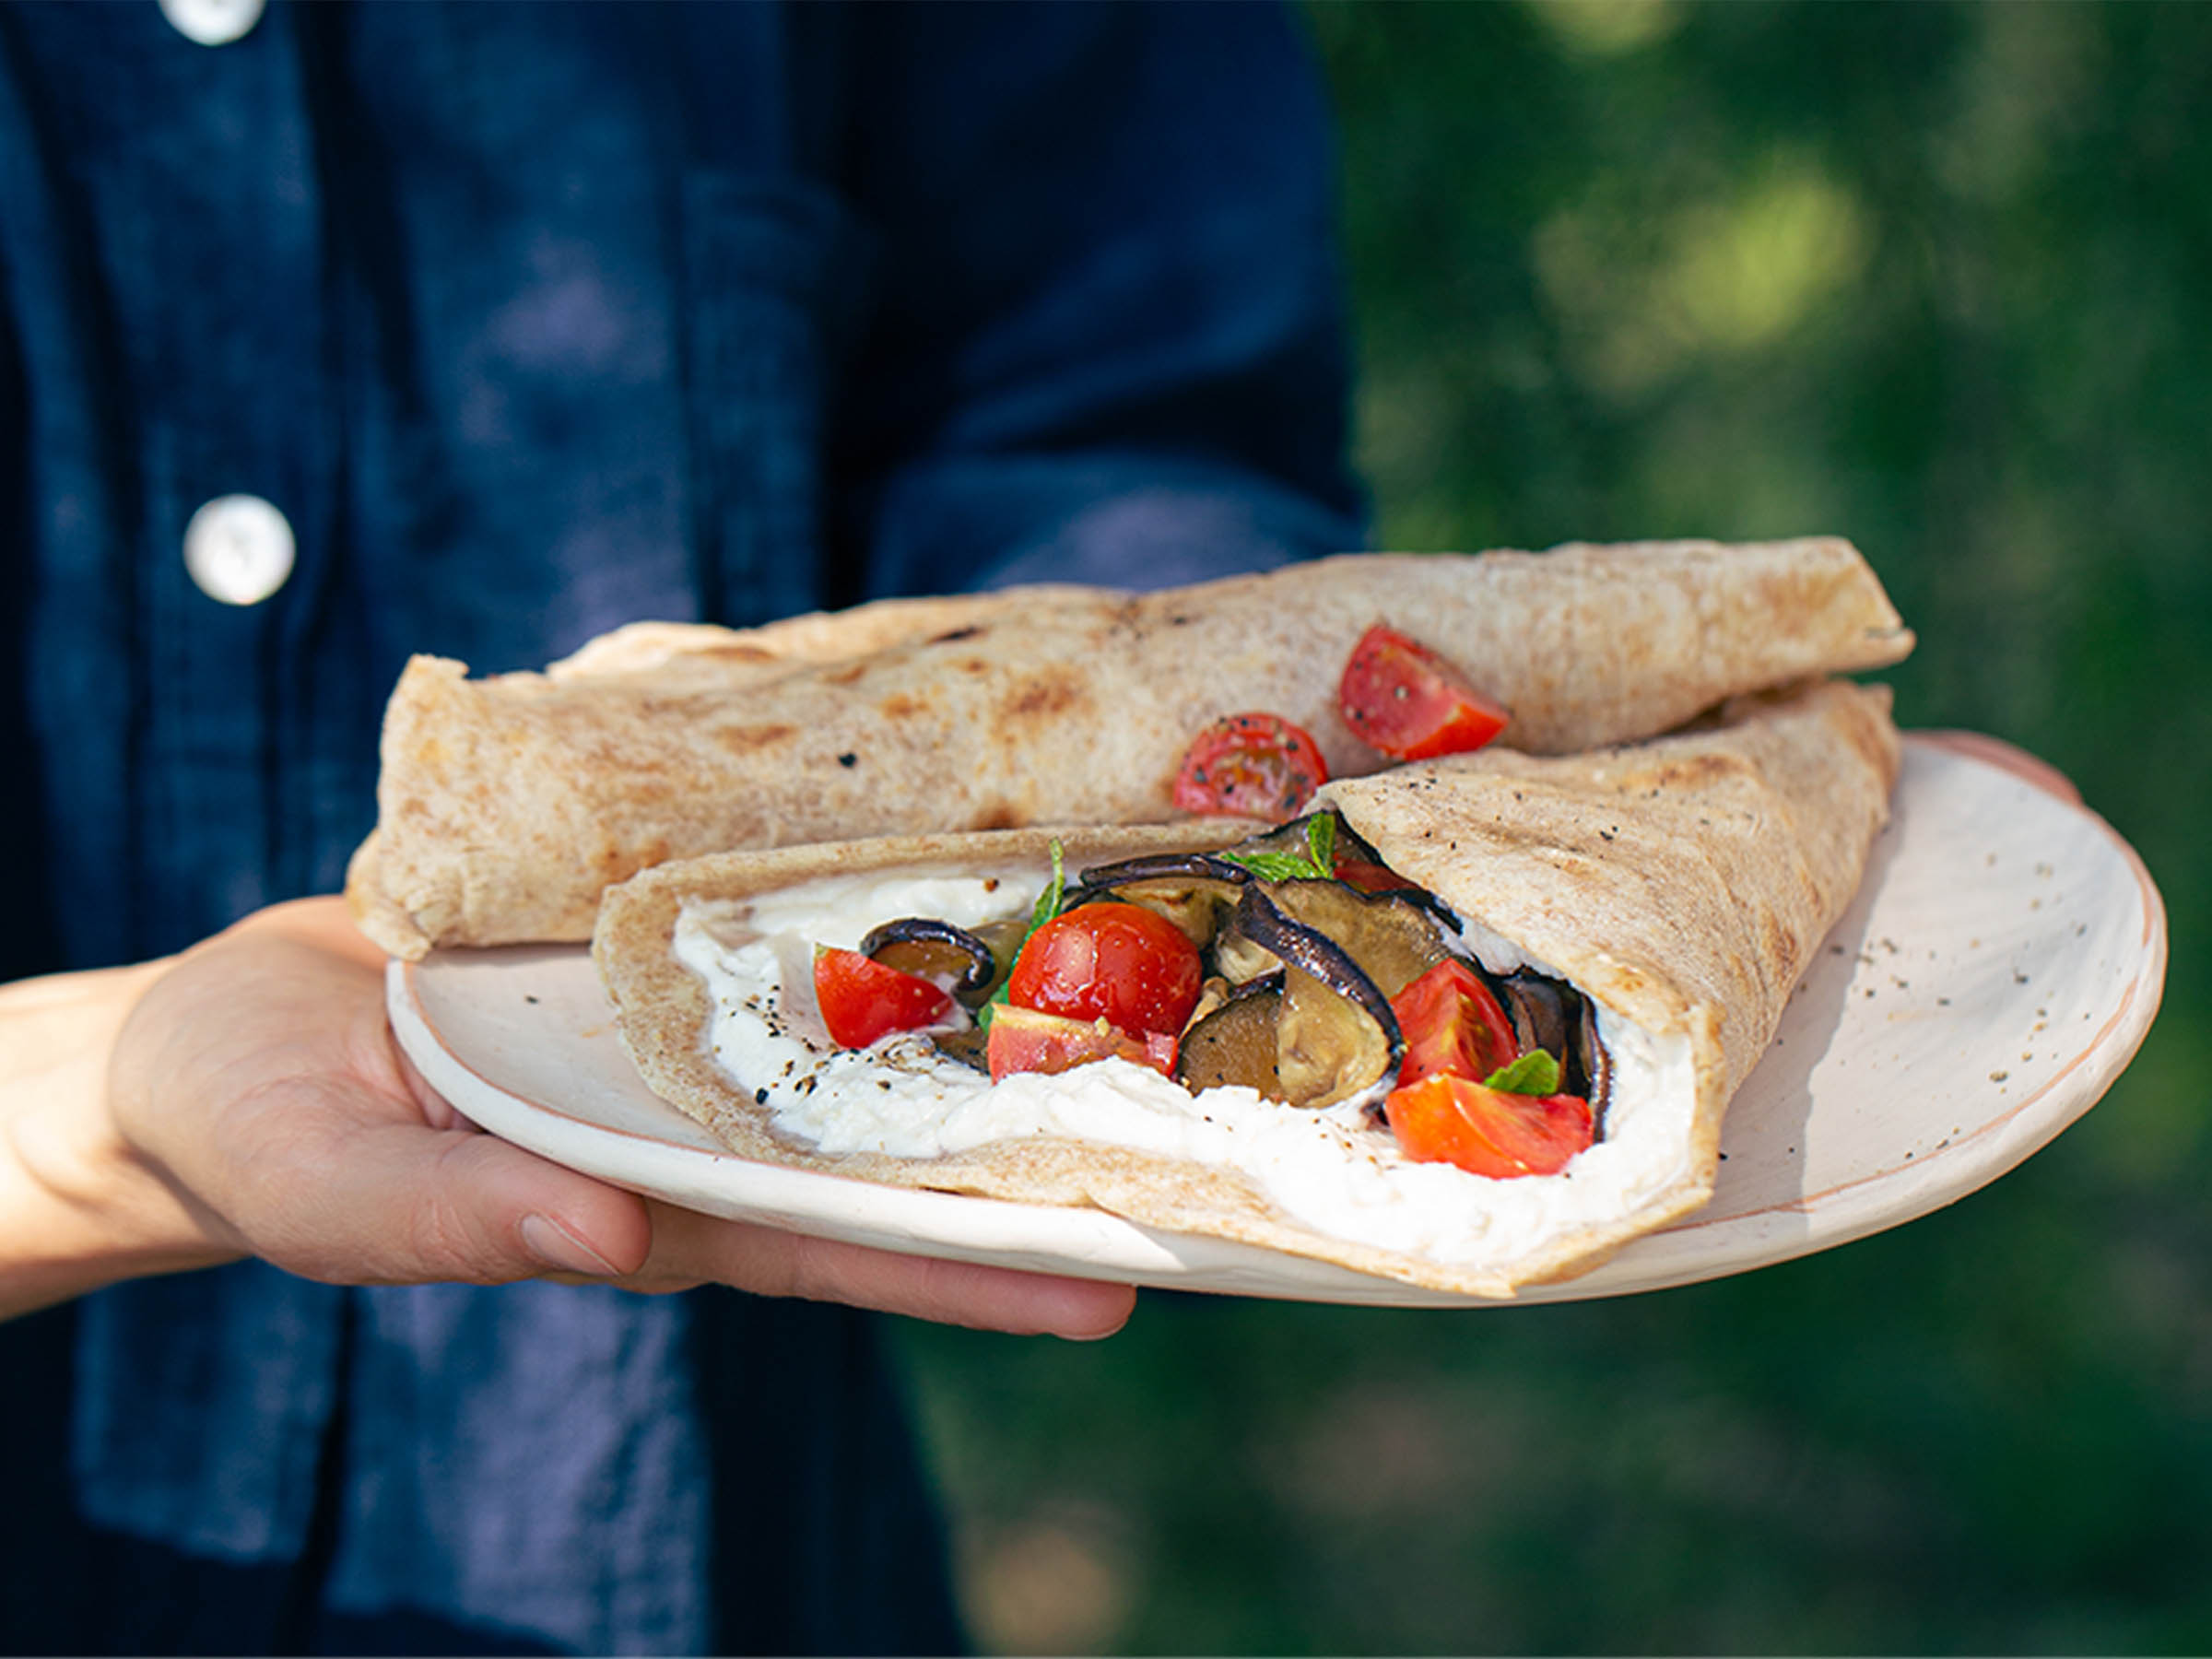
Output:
[{"xmin": 900, "ymin": 5, "xmax": 2212, "ymax": 1650}]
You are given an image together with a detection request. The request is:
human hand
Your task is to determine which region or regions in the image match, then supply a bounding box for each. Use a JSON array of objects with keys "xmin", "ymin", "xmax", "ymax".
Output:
[{"xmin": 93, "ymin": 898, "xmax": 1131, "ymax": 1336}]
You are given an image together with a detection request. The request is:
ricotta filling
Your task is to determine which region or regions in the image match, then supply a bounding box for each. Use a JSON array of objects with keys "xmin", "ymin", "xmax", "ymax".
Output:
[{"xmin": 674, "ymin": 867, "xmax": 1699, "ymax": 1267}]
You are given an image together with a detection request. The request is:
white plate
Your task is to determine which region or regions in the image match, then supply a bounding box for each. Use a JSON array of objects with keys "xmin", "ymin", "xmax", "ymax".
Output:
[{"xmin": 387, "ymin": 740, "xmax": 2167, "ymax": 1306}]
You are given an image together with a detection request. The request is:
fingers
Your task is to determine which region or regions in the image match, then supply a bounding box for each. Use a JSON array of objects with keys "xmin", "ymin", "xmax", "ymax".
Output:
[
  {"xmin": 213, "ymin": 1091, "xmax": 658, "ymax": 1287},
  {"xmin": 111, "ymin": 937, "xmax": 656, "ymax": 1287},
  {"xmin": 174, "ymin": 1062, "xmax": 1127, "ymax": 1339},
  {"xmin": 390, "ymin": 1032, "xmax": 472, "ymax": 1132},
  {"xmin": 631, "ymin": 1201, "xmax": 1137, "ymax": 1338}
]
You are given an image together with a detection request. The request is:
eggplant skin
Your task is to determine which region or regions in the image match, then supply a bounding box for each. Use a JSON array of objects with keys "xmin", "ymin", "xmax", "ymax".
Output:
[
  {"xmin": 1500, "ymin": 972, "xmax": 1573, "ymax": 1074},
  {"xmin": 1258, "ymin": 878, "xmax": 1448, "ymax": 1002},
  {"xmin": 862, "ymin": 916, "xmax": 999, "ymax": 997},
  {"xmin": 1068, "ymin": 873, "xmax": 1246, "ymax": 951},
  {"xmin": 1075, "ymin": 852, "xmax": 1253, "ymax": 891}
]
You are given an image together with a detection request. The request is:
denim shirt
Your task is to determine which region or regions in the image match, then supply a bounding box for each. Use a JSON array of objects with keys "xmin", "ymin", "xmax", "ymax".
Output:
[{"xmin": 0, "ymin": 3, "xmax": 1359, "ymax": 1652}]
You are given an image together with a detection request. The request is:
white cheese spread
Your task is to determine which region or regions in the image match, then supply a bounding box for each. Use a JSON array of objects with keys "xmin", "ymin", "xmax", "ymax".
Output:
[{"xmin": 673, "ymin": 868, "xmax": 1699, "ymax": 1267}]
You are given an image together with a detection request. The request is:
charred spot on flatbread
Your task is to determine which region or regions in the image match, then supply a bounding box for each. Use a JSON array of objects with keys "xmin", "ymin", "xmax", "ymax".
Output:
[
  {"xmin": 715, "ymin": 724, "xmax": 799, "ymax": 756},
  {"xmin": 877, "ymin": 691, "xmax": 933, "ymax": 722},
  {"xmin": 999, "ymin": 666, "xmax": 1088, "ymax": 725}
]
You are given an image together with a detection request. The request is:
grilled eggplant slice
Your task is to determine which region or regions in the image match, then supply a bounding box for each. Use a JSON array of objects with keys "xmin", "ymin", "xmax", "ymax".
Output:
[
  {"xmin": 1175, "ymin": 976, "xmax": 1285, "ymax": 1096},
  {"xmin": 1231, "ymin": 885, "xmax": 1404, "ymax": 1109},
  {"xmin": 1275, "ymin": 969, "xmax": 1396, "ymax": 1110},
  {"xmin": 1579, "ymin": 996, "xmax": 1613, "ymax": 1130},
  {"xmin": 1500, "ymin": 971, "xmax": 1574, "ymax": 1070},
  {"xmin": 1069, "ymin": 853, "xmax": 1249, "ymax": 950},
  {"xmin": 1260, "ymin": 879, "xmax": 1449, "ymax": 1001},
  {"xmin": 1076, "ymin": 852, "xmax": 1252, "ymax": 891},
  {"xmin": 931, "ymin": 1025, "xmax": 991, "ymax": 1073},
  {"xmin": 862, "ymin": 917, "xmax": 1000, "ymax": 1000}
]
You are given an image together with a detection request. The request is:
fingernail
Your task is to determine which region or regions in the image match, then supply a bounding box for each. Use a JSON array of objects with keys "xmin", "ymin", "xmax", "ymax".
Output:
[{"xmin": 521, "ymin": 1213, "xmax": 619, "ymax": 1277}]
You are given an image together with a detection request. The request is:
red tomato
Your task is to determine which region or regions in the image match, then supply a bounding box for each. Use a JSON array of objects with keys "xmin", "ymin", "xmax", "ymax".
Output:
[
  {"xmin": 1392, "ymin": 958, "xmax": 1520, "ymax": 1088},
  {"xmin": 1334, "ymin": 857, "xmax": 1418, "ymax": 895},
  {"xmin": 1171, "ymin": 712, "xmax": 1329, "ymax": 821},
  {"xmin": 814, "ymin": 947, "xmax": 954, "ymax": 1049},
  {"xmin": 1382, "ymin": 1074, "xmax": 1594, "ymax": 1179},
  {"xmin": 1006, "ymin": 902, "xmax": 1203, "ymax": 1037},
  {"xmin": 1338, "ymin": 625, "xmax": 1510, "ymax": 761},
  {"xmin": 986, "ymin": 1005, "xmax": 1178, "ymax": 1082}
]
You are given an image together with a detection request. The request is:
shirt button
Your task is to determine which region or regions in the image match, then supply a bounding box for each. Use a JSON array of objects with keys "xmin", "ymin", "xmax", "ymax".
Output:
[
  {"xmin": 158, "ymin": 0, "xmax": 265, "ymax": 47},
  {"xmin": 183, "ymin": 495, "xmax": 296, "ymax": 606}
]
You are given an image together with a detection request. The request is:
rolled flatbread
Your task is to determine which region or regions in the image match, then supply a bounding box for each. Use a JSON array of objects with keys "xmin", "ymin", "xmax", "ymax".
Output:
[
  {"xmin": 591, "ymin": 678, "xmax": 1901, "ymax": 1297},
  {"xmin": 347, "ymin": 538, "xmax": 1911, "ymax": 959}
]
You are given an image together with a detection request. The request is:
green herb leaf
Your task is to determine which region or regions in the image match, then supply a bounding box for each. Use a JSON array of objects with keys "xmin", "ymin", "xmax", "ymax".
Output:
[
  {"xmin": 982, "ymin": 840, "xmax": 1068, "ymax": 1033},
  {"xmin": 1484, "ymin": 1049, "xmax": 1562, "ymax": 1095},
  {"xmin": 1030, "ymin": 839, "xmax": 1068, "ymax": 930},
  {"xmin": 1217, "ymin": 814, "xmax": 1339, "ymax": 883},
  {"xmin": 1217, "ymin": 849, "xmax": 1322, "ymax": 881},
  {"xmin": 1305, "ymin": 811, "xmax": 1337, "ymax": 878}
]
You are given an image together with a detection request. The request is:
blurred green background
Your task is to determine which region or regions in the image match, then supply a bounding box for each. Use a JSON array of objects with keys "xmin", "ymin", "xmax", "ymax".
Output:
[{"xmin": 897, "ymin": 3, "xmax": 2209, "ymax": 1651}]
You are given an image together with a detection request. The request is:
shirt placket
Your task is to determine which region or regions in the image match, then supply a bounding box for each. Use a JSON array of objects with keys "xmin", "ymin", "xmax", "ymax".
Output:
[
  {"xmin": 104, "ymin": 1, "xmax": 333, "ymax": 951},
  {"xmin": 65, "ymin": 0, "xmax": 345, "ymax": 1585}
]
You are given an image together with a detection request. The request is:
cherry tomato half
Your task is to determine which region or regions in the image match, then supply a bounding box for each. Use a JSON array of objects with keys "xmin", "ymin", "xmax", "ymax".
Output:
[
  {"xmin": 1382, "ymin": 1073, "xmax": 1594, "ymax": 1179},
  {"xmin": 1006, "ymin": 901, "xmax": 1204, "ymax": 1038},
  {"xmin": 815, "ymin": 947, "xmax": 954, "ymax": 1049},
  {"xmin": 1171, "ymin": 712, "xmax": 1329, "ymax": 821},
  {"xmin": 1338, "ymin": 624, "xmax": 1510, "ymax": 762},
  {"xmin": 1391, "ymin": 958, "xmax": 1520, "ymax": 1088},
  {"xmin": 986, "ymin": 1004, "xmax": 1178, "ymax": 1083}
]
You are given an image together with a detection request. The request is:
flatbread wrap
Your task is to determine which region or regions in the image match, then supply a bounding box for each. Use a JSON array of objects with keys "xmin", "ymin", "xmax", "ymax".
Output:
[
  {"xmin": 348, "ymin": 537, "xmax": 1912, "ymax": 959},
  {"xmin": 591, "ymin": 678, "xmax": 1902, "ymax": 1297}
]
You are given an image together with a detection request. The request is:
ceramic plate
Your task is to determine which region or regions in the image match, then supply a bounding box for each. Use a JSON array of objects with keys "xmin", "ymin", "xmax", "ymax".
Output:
[{"xmin": 387, "ymin": 739, "xmax": 2167, "ymax": 1306}]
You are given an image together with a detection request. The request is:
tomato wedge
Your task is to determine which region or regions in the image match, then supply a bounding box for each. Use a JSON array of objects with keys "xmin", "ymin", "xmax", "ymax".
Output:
[
  {"xmin": 1383, "ymin": 1074, "xmax": 1594, "ymax": 1178},
  {"xmin": 814, "ymin": 947, "xmax": 954, "ymax": 1048},
  {"xmin": 1334, "ymin": 857, "xmax": 1418, "ymax": 895},
  {"xmin": 1172, "ymin": 712, "xmax": 1329, "ymax": 821},
  {"xmin": 1391, "ymin": 958, "xmax": 1520, "ymax": 1088},
  {"xmin": 1006, "ymin": 901, "xmax": 1203, "ymax": 1037},
  {"xmin": 985, "ymin": 1004, "xmax": 1178, "ymax": 1082},
  {"xmin": 1338, "ymin": 624, "xmax": 1510, "ymax": 761}
]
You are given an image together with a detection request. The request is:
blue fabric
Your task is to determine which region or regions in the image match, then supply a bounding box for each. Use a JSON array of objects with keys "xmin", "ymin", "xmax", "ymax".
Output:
[
  {"xmin": 321, "ymin": 1284, "xmax": 712, "ymax": 1652},
  {"xmin": 0, "ymin": 1, "xmax": 1361, "ymax": 1652}
]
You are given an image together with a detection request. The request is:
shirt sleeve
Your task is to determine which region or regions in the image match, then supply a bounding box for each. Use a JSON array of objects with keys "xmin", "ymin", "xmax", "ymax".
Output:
[{"xmin": 827, "ymin": 1, "xmax": 1367, "ymax": 598}]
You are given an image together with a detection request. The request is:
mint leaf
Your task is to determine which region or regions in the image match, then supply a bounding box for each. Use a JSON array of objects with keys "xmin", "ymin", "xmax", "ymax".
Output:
[
  {"xmin": 1484, "ymin": 1050, "xmax": 1562, "ymax": 1095},
  {"xmin": 1305, "ymin": 811, "xmax": 1336, "ymax": 879},
  {"xmin": 1218, "ymin": 814, "xmax": 1339, "ymax": 883},
  {"xmin": 1217, "ymin": 848, "xmax": 1324, "ymax": 881}
]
